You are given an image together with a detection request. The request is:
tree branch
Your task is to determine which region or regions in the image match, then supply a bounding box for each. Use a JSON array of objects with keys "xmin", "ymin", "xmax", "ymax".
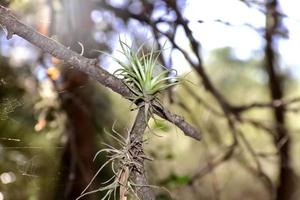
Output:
[
  {"xmin": 0, "ymin": 5, "xmax": 201, "ymax": 141},
  {"xmin": 129, "ymin": 107, "xmax": 155, "ymax": 200}
]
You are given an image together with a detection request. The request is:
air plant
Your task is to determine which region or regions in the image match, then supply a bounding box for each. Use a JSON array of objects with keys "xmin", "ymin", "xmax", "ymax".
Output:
[
  {"xmin": 78, "ymin": 39, "xmax": 178, "ymax": 200},
  {"xmin": 113, "ymin": 38, "xmax": 180, "ymax": 120},
  {"xmin": 76, "ymin": 127, "xmax": 141, "ymax": 200}
]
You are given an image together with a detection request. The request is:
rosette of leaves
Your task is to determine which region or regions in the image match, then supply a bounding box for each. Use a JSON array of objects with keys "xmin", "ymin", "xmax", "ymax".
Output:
[{"xmin": 113, "ymin": 39, "xmax": 179, "ymax": 120}]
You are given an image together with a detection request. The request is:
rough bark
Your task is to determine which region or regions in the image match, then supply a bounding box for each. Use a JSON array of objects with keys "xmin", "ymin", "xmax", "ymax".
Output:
[{"xmin": 129, "ymin": 107, "xmax": 155, "ymax": 200}]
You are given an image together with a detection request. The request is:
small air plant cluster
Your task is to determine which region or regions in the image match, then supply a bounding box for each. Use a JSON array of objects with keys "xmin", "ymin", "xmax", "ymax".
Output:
[
  {"xmin": 113, "ymin": 38, "xmax": 180, "ymax": 120},
  {"xmin": 77, "ymin": 128, "xmax": 142, "ymax": 200}
]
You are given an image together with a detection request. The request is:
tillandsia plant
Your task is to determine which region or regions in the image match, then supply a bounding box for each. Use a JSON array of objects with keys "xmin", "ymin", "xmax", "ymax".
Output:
[
  {"xmin": 77, "ymin": 39, "xmax": 179, "ymax": 200},
  {"xmin": 113, "ymin": 38, "xmax": 180, "ymax": 120},
  {"xmin": 76, "ymin": 127, "xmax": 146, "ymax": 200}
]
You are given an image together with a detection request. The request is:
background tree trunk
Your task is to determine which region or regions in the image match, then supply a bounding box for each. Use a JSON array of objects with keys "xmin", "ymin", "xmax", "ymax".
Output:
[
  {"xmin": 50, "ymin": 1, "xmax": 99, "ymax": 199},
  {"xmin": 264, "ymin": 1, "xmax": 295, "ymax": 199}
]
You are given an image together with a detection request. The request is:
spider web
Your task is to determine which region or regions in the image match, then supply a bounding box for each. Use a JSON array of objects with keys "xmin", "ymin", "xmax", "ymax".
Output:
[{"xmin": 0, "ymin": 97, "xmax": 23, "ymax": 120}]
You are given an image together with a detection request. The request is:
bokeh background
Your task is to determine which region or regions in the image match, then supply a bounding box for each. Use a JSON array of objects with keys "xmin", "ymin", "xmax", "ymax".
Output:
[{"xmin": 0, "ymin": 0, "xmax": 300, "ymax": 200}]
